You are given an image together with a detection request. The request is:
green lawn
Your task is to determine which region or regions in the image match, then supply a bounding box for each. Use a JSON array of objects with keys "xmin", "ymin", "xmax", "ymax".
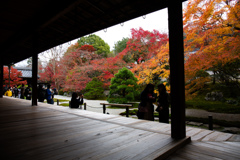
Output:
[
  {"xmin": 53, "ymin": 98, "xmax": 69, "ymax": 102},
  {"xmin": 119, "ymin": 109, "xmax": 138, "ymax": 116},
  {"xmin": 59, "ymin": 103, "xmax": 69, "ymax": 107}
]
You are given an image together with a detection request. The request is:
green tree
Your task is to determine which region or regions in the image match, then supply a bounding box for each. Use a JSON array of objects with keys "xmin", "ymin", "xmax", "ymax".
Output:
[
  {"xmin": 113, "ymin": 37, "xmax": 129, "ymax": 54},
  {"xmin": 84, "ymin": 78, "xmax": 104, "ymax": 99},
  {"xmin": 77, "ymin": 34, "xmax": 110, "ymax": 57},
  {"xmin": 108, "ymin": 67, "xmax": 139, "ymax": 104}
]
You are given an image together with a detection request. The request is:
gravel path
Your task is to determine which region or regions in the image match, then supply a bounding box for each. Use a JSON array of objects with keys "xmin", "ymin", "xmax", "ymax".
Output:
[
  {"xmin": 54, "ymin": 95, "xmax": 126, "ymax": 115},
  {"xmin": 54, "ymin": 95, "xmax": 240, "ymax": 122},
  {"xmin": 186, "ymin": 109, "xmax": 240, "ymax": 122}
]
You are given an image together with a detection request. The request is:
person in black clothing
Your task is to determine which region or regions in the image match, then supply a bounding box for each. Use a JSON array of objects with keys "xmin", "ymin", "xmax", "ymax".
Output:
[
  {"xmin": 70, "ymin": 92, "xmax": 84, "ymax": 108},
  {"xmin": 156, "ymin": 83, "xmax": 169, "ymax": 123},
  {"xmin": 20, "ymin": 84, "xmax": 25, "ymax": 99},
  {"xmin": 13, "ymin": 85, "xmax": 18, "ymax": 98},
  {"xmin": 137, "ymin": 83, "xmax": 156, "ymax": 121},
  {"xmin": 37, "ymin": 84, "xmax": 45, "ymax": 102},
  {"xmin": 25, "ymin": 86, "xmax": 32, "ymax": 100},
  {"xmin": 3, "ymin": 85, "xmax": 8, "ymax": 95}
]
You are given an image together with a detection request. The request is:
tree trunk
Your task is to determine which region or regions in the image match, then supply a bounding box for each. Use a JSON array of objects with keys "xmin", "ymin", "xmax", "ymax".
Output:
[{"xmin": 213, "ymin": 70, "xmax": 216, "ymax": 85}]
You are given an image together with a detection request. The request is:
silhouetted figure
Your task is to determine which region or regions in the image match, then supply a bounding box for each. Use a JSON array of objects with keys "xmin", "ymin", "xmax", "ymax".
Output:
[
  {"xmin": 53, "ymin": 88, "xmax": 58, "ymax": 95},
  {"xmin": 156, "ymin": 84, "xmax": 169, "ymax": 123},
  {"xmin": 38, "ymin": 84, "xmax": 45, "ymax": 102},
  {"xmin": 3, "ymin": 85, "xmax": 8, "ymax": 95},
  {"xmin": 46, "ymin": 84, "xmax": 53, "ymax": 104},
  {"xmin": 18, "ymin": 87, "xmax": 21, "ymax": 98},
  {"xmin": 20, "ymin": 84, "xmax": 25, "ymax": 99},
  {"xmin": 137, "ymin": 83, "xmax": 156, "ymax": 121},
  {"xmin": 78, "ymin": 93, "xmax": 84, "ymax": 109},
  {"xmin": 25, "ymin": 86, "xmax": 32, "ymax": 100},
  {"xmin": 70, "ymin": 92, "xmax": 84, "ymax": 108},
  {"xmin": 13, "ymin": 85, "xmax": 18, "ymax": 98}
]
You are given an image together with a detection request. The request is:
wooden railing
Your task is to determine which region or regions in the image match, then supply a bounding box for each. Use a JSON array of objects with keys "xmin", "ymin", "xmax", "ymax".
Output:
[
  {"xmin": 56, "ymin": 99, "xmax": 134, "ymax": 117},
  {"xmin": 100, "ymin": 103, "xmax": 133, "ymax": 117}
]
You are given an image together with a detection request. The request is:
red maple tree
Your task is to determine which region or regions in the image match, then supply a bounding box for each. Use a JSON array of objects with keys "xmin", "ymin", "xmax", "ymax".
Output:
[{"xmin": 3, "ymin": 66, "xmax": 27, "ymax": 87}]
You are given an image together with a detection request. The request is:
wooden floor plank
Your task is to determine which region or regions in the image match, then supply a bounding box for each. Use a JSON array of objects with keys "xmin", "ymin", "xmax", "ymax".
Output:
[
  {"xmin": 44, "ymin": 128, "xmax": 152, "ymax": 160},
  {"xmin": 228, "ymin": 134, "xmax": 240, "ymax": 142},
  {"xmin": 168, "ymin": 142, "xmax": 240, "ymax": 160},
  {"xmin": 135, "ymin": 137, "xmax": 191, "ymax": 160},
  {"xmin": 0, "ymin": 110, "xmax": 66, "ymax": 124},
  {"xmin": 224, "ymin": 141, "xmax": 240, "ymax": 147},
  {"xmin": 191, "ymin": 142, "xmax": 240, "ymax": 159},
  {"xmin": 16, "ymin": 125, "xmax": 124, "ymax": 159},
  {"xmin": 167, "ymin": 148, "xmax": 220, "ymax": 160},
  {"xmin": 0, "ymin": 114, "xmax": 78, "ymax": 128},
  {"xmin": 186, "ymin": 128, "xmax": 202, "ymax": 137},
  {"xmin": 0, "ymin": 116, "xmax": 84, "ymax": 134},
  {"xmin": 2, "ymin": 123, "xmax": 120, "ymax": 159},
  {"xmin": 190, "ymin": 129, "xmax": 213, "ymax": 141},
  {"xmin": 202, "ymin": 142, "xmax": 240, "ymax": 155},
  {"xmin": 0, "ymin": 118, "xmax": 99, "ymax": 141},
  {"xmin": 86, "ymin": 133, "xmax": 170, "ymax": 160}
]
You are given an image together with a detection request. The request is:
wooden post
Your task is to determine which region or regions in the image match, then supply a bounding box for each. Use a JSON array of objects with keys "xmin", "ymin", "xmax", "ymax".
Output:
[
  {"xmin": 32, "ymin": 53, "xmax": 38, "ymax": 106},
  {"xmin": 103, "ymin": 104, "xmax": 106, "ymax": 114},
  {"xmin": 208, "ymin": 115, "xmax": 213, "ymax": 130},
  {"xmin": 8, "ymin": 64, "xmax": 11, "ymax": 88},
  {"xmin": 84, "ymin": 103, "xmax": 86, "ymax": 110},
  {"xmin": 32, "ymin": 33, "xmax": 38, "ymax": 106},
  {"xmin": 0, "ymin": 61, "xmax": 3, "ymax": 98},
  {"xmin": 57, "ymin": 99, "xmax": 59, "ymax": 105},
  {"xmin": 126, "ymin": 106, "xmax": 129, "ymax": 117},
  {"xmin": 168, "ymin": 1, "xmax": 186, "ymax": 139}
]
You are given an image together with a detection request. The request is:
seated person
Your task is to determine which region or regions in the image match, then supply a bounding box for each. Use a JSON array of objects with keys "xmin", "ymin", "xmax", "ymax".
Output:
[
  {"xmin": 4, "ymin": 88, "xmax": 12, "ymax": 97},
  {"xmin": 70, "ymin": 92, "xmax": 84, "ymax": 108}
]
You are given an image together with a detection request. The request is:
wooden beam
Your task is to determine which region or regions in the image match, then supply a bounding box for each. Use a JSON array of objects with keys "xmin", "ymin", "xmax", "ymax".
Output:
[{"xmin": 168, "ymin": 1, "xmax": 186, "ymax": 139}]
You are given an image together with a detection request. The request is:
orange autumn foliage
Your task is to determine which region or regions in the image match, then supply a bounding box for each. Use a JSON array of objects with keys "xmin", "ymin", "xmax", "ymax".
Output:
[
  {"xmin": 184, "ymin": 0, "xmax": 240, "ymax": 99},
  {"xmin": 131, "ymin": 43, "xmax": 170, "ymax": 91}
]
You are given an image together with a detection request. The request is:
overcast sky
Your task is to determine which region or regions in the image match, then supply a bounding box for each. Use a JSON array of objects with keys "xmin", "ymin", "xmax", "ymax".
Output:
[
  {"xmin": 15, "ymin": 7, "xmax": 173, "ymax": 66},
  {"xmin": 94, "ymin": 8, "xmax": 169, "ymax": 50}
]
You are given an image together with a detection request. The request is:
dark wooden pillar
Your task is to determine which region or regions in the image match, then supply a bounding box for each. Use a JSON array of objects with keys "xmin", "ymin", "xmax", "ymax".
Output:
[
  {"xmin": 8, "ymin": 64, "xmax": 11, "ymax": 87},
  {"xmin": 32, "ymin": 33, "xmax": 38, "ymax": 106},
  {"xmin": 168, "ymin": 1, "xmax": 186, "ymax": 139},
  {"xmin": 32, "ymin": 53, "xmax": 38, "ymax": 106},
  {"xmin": 0, "ymin": 60, "xmax": 3, "ymax": 98}
]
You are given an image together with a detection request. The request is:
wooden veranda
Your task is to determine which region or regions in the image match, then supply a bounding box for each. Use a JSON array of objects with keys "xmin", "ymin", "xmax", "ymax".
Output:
[
  {"xmin": 0, "ymin": 97, "xmax": 190, "ymax": 159},
  {"xmin": 1, "ymin": 97, "xmax": 240, "ymax": 159}
]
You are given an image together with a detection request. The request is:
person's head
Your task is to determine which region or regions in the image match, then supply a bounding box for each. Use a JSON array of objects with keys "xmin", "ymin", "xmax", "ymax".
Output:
[
  {"xmin": 158, "ymin": 83, "xmax": 166, "ymax": 94},
  {"xmin": 79, "ymin": 93, "xmax": 83, "ymax": 98},
  {"xmin": 47, "ymin": 84, "xmax": 51, "ymax": 89},
  {"xmin": 144, "ymin": 83, "xmax": 154, "ymax": 93},
  {"xmin": 15, "ymin": 85, "xmax": 17, "ymax": 88},
  {"xmin": 8, "ymin": 87, "xmax": 11, "ymax": 91},
  {"xmin": 72, "ymin": 92, "xmax": 78, "ymax": 99},
  {"xmin": 39, "ymin": 84, "xmax": 43, "ymax": 89}
]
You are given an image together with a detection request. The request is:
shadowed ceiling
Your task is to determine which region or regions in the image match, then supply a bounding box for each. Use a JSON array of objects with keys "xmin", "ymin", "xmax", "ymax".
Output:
[{"xmin": 0, "ymin": 0, "xmax": 185, "ymax": 65}]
